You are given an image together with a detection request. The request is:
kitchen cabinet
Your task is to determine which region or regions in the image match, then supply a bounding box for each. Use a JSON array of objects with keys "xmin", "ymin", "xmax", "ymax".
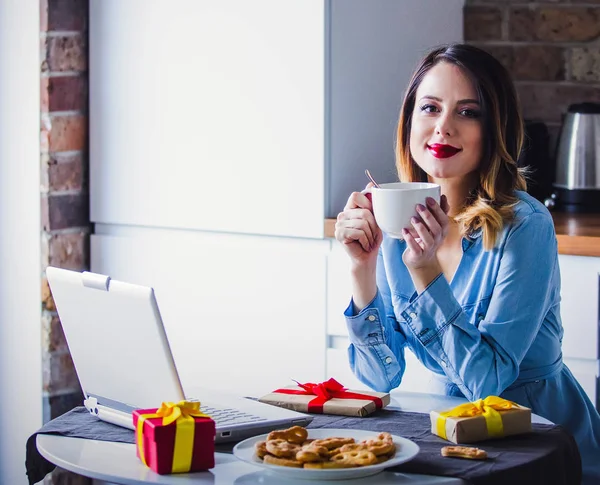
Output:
[
  {"xmin": 91, "ymin": 230, "xmax": 329, "ymax": 397},
  {"xmin": 557, "ymin": 255, "xmax": 600, "ymax": 361},
  {"xmin": 558, "ymin": 254, "xmax": 600, "ymax": 408},
  {"xmin": 90, "ymin": 0, "xmax": 324, "ymax": 239}
]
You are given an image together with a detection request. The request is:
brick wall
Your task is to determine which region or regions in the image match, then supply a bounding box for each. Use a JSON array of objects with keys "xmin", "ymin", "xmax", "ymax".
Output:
[
  {"xmin": 40, "ymin": 0, "xmax": 91, "ymax": 483},
  {"xmin": 464, "ymin": 0, "xmax": 600, "ymax": 152}
]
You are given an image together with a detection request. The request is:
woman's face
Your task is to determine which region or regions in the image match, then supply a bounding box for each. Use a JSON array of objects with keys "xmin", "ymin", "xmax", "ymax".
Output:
[{"xmin": 409, "ymin": 61, "xmax": 483, "ymax": 182}]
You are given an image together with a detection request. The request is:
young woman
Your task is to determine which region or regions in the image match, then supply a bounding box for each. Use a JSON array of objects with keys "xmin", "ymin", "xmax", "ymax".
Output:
[{"xmin": 334, "ymin": 44, "xmax": 600, "ymax": 483}]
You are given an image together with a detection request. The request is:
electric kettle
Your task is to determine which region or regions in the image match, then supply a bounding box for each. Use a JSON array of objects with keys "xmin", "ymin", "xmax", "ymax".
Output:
[{"xmin": 545, "ymin": 102, "xmax": 600, "ymax": 213}]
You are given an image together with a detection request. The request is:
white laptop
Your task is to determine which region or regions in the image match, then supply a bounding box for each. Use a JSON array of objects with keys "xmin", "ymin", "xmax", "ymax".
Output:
[{"xmin": 45, "ymin": 266, "xmax": 313, "ymax": 443}]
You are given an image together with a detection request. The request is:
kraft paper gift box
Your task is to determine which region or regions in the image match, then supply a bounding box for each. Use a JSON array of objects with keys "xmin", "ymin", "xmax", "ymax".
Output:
[
  {"xmin": 133, "ymin": 401, "xmax": 215, "ymax": 474},
  {"xmin": 258, "ymin": 378, "xmax": 390, "ymax": 417},
  {"xmin": 430, "ymin": 396, "xmax": 532, "ymax": 444}
]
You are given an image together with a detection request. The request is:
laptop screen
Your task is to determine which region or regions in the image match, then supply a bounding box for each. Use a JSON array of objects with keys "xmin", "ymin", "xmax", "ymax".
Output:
[{"xmin": 46, "ymin": 267, "xmax": 186, "ymax": 409}]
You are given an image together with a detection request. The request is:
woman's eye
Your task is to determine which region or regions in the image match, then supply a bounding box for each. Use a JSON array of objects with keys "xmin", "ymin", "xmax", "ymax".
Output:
[
  {"xmin": 459, "ymin": 108, "xmax": 481, "ymax": 118},
  {"xmin": 419, "ymin": 104, "xmax": 439, "ymax": 113}
]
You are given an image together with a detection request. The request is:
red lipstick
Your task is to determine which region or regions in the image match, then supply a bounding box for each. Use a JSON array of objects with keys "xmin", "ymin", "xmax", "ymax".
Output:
[{"xmin": 428, "ymin": 144, "xmax": 461, "ymax": 159}]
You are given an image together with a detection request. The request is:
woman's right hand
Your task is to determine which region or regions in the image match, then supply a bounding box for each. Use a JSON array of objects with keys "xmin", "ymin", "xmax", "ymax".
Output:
[{"xmin": 334, "ymin": 184, "xmax": 383, "ymax": 266}]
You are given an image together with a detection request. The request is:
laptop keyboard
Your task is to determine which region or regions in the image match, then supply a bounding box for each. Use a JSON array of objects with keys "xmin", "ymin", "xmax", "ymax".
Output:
[{"xmin": 199, "ymin": 405, "xmax": 267, "ymax": 426}]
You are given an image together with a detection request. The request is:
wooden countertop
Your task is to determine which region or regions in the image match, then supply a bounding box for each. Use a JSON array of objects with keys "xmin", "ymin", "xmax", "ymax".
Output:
[
  {"xmin": 324, "ymin": 212, "xmax": 600, "ymax": 257},
  {"xmin": 551, "ymin": 212, "xmax": 600, "ymax": 257}
]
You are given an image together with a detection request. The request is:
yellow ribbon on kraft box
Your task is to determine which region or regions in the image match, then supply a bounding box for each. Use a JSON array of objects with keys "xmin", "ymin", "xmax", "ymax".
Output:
[
  {"xmin": 132, "ymin": 400, "xmax": 215, "ymax": 474},
  {"xmin": 430, "ymin": 396, "xmax": 532, "ymax": 444}
]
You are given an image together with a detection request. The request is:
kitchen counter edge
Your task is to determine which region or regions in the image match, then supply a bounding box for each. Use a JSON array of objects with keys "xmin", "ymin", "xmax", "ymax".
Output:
[{"xmin": 324, "ymin": 212, "xmax": 600, "ymax": 258}]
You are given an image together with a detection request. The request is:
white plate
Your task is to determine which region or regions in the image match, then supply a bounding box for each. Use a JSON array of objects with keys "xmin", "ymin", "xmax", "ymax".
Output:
[{"xmin": 232, "ymin": 428, "xmax": 420, "ymax": 480}]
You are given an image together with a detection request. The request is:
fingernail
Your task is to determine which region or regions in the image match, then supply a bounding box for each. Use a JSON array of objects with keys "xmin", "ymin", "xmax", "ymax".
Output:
[
  {"xmin": 411, "ymin": 216, "xmax": 419, "ymax": 224},
  {"xmin": 402, "ymin": 228, "xmax": 409, "ymax": 235},
  {"xmin": 426, "ymin": 197, "xmax": 436, "ymax": 207},
  {"xmin": 416, "ymin": 204, "xmax": 426, "ymax": 212}
]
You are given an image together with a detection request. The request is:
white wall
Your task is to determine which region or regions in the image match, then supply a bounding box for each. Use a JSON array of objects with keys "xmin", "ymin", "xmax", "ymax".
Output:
[{"xmin": 0, "ymin": 0, "xmax": 43, "ymax": 483}]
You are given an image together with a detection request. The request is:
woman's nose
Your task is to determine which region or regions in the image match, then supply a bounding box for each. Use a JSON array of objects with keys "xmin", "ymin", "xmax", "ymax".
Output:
[{"xmin": 435, "ymin": 114, "xmax": 454, "ymax": 137}]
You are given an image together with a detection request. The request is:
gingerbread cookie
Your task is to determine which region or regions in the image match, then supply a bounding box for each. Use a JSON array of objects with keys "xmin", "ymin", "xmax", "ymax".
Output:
[{"xmin": 441, "ymin": 445, "xmax": 488, "ymax": 460}]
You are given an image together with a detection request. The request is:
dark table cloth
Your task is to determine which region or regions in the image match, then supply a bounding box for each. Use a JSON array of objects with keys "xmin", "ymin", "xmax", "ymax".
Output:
[{"xmin": 26, "ymin": 406, "xmax": 581, "ymax": 485}]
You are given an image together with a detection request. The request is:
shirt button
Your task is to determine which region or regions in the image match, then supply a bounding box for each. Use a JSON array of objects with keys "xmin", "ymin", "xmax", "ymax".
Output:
[
  {"xmin": 367, "ymin": 315, "xmax": 376, "ymax": 322},
  {"xmin": 385, "ymin": 357, "xmax": 393, "ymax": 364},
  {"xmin": 409, "ymin": 312, "xmax": 417, "ymax": 319},
  {"xmin": 441, "ymin": 361, "xmax": 448, "ymax": 368}
]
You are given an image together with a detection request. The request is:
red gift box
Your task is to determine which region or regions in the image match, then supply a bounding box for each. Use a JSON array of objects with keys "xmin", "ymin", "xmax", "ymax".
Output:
[{"xmin": 132, "ymin": 401, "xmax": 215, "ymax": 474}]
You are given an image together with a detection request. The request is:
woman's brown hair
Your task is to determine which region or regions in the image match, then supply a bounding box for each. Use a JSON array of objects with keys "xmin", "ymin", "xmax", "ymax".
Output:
[{"xmin": 395, "ymin": 43, "xmax": 527, "ymax": 250}]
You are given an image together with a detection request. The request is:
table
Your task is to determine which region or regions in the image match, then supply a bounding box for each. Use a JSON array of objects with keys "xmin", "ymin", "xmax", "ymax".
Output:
[{"xmin": 36, "ymin": 391, "xmax": 552, "ymax": 485}]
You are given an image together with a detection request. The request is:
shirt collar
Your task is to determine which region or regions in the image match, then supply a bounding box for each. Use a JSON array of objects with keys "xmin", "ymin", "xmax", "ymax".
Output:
[{"xmin": 462, "ymin": 227, "xmax": 482, "ymax": 252}]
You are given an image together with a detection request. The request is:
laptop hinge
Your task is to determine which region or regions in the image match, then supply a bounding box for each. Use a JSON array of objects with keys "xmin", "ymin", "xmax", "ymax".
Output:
[
  {"xmin": 86, "ymin": 393, "xmax": 136, "ymax": 413},
  {"xmin": 82, "ymin": 271, "xmax": 111, "ymax": 291}
]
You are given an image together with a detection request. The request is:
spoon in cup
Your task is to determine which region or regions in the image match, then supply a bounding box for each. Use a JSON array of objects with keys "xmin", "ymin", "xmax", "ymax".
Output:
[{"xmin": 364, "ymin": 169, "xmax": 381, "ymax": 188}]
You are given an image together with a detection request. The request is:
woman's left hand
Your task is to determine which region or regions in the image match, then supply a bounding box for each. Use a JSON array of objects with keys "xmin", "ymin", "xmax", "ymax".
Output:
[{"xmin": 402, "ymin": 195, "xmax": 450, "ymax": 271}]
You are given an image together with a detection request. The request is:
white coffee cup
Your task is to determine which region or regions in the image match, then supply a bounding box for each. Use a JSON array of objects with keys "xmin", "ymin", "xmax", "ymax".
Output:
[{"xmin": 363, "ymin": 182, "xmax": 441, "ymax": 239}]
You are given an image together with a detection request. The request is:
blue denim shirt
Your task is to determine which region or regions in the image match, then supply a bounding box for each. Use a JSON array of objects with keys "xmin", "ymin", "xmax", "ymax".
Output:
[{"xmin": 344, "ymin": 191, "xmax": 600, "ymax": 483}]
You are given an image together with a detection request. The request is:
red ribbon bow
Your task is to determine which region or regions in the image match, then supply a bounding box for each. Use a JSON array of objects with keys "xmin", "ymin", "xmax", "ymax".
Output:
[{"xmin": 274, "ymin": 378, "xmax": 383, "ymax": 413}]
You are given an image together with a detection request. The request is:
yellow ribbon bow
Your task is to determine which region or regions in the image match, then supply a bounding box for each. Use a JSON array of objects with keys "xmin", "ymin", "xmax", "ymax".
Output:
[
  {"xmin": 436, "ymin": 396, "xmax": 519, "ymax": 440},
  {"xmin": 136, "ymin": 400, "xmax": 211, "ymax": 473}
]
